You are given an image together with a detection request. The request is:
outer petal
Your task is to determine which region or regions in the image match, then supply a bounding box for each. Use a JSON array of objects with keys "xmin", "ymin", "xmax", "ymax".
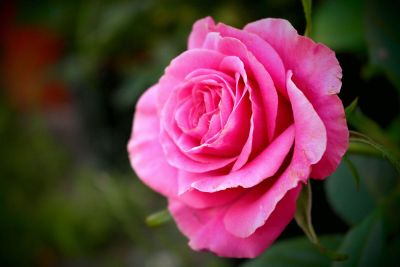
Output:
[
  {"xmin": 244, "ymin": 19, "xmax": 342, "ymax": 96},
  {"xmin": 310, "ymin": 97, "xmax": 348, "ymax": 178},
  {"xmin": 222, "ymin": 142, "xmax": 309, "ymax": 238},
  {"xmin": 214, "ymin": 21, "xmax": 287, "ymax": 98},
  {"xmin": 188, "ymin": 17, "xmax": 286, "ymax": 98},
  {"xmin": 188, "ymin": 17, "xmax": 216, "ymax": 49},
  {"xmin": 222, "ymin": 71, "xmax": 327, "ymax": 238},
  {"xmin": 244, "ymin": 18, "xmax": 348, "ymax": 178},
  {"xmin": 286, "ymin": 71, "xmax": 327, "ymax": 165},
  {"xmin": 168, "ymin": 184, "xmax": 300, "ymax": 258},
  {"xmin": 127, "ymin": 85, "xmax": 178, "ymax": 198}
]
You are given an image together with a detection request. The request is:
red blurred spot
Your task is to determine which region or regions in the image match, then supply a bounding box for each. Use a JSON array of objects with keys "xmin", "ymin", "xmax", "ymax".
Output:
[{"xmin": 1, "ymin": 1, "xmax": 70, "ymax": 111}]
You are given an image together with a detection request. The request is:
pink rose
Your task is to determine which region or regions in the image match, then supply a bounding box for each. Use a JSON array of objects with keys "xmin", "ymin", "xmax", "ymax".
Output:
[{"xmin": 128, "ymin": 17, "xmax": 348, "ymax": 258}]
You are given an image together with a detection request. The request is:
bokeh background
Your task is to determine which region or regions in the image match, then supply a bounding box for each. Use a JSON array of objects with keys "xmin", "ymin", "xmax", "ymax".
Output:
[{"xmin": 1, "ymin": 0, "xmax": 399, "ymax": 266}]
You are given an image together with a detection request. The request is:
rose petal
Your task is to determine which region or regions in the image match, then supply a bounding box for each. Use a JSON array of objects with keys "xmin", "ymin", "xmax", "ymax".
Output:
[
  {"xmin": 245, "ymin": 19, "xmax": 342, "ymax": 95},
  {"xmin": 186, "ymin": 57, "xmax": 252, "ymax": 157},
  {"xmin": 127, "ymin": 85, "xmax": 178, "ymax": 198},
  {"xmin": 188, "ymin": 16, "xmax": 216, "ymax": 49},
  {"xmin": 158, "ymin": 51, "xmax": 244, "ymax": 172},
  {"xmin": 200, "ymin": 89, "xmax": 251, "ymax": 155},
  {"xmin": 174, "ymin": 98, "xmax": 195, "ymax": 132},
  {"xmin": 274, "ymin": 94, "xmax": 293, "ymax": 137},
  {"xmin": 231, "ymin": 113, "xmax": 254, "ymax": 171},
  {"xmin": 223, "ymin": 182, "xmax": 301, "ymax": 238},
  {"xmin": 221, "ymin": 71, "xmax": 328, "ymax": 237},
  {"xmin": 215, "ymin": 36, "xmax": 278, "ymax": 141},
  {"xmin": 187, "ymin": 124, "xmax": 295, "ymax": 192},
  {"xmin": 215, "ymin": 22, "xmax": 287, "ymax": 98},
  {"xmin": 160, "ymin": 131, "xmax": 237, "ymax": 172},
  {"xmin": 169, "ymin": 184, "xmax": 300, "ymax": 258},
  {"xmin": 310, "ymin": 97, "xmax": 348, "ymax": 178},
  {"xmin": 175, "ymin": 71, "xmax": 235, "ymax": 140},
  {"xmin": 179, "ymin": 187, "xmax": 244, "ymax": 209},
  {"xmin": 244, "ymin": 18, "xmax": 348, "ymax": 178},
  {"xmin": 157, "ymin": 49, "xmax": 225, "ymax": 109},
  {"xmin": 287, "ymin": 70, "xmax": 327, "ymax": 164},
  {"xmin": 222, "ymin": 143, "xmax": 310, "ymax": 238},
  {"xmin": 203, "ymin": 34, "xmax": 277, "ymax": 170}
]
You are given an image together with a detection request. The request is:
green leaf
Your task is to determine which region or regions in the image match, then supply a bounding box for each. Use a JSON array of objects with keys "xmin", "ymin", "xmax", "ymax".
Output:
[
  {"xmin": 382, "ymin": 235, "xmax": 400, "ymax": 267},
  {"xmin": 146, "ymin": 209, "xmax": 171, "ymax": 227},
  {"xmin": 295, "ymin": 183, "xmax": 347, "ymax": 261},
  {"xmin": 347, "ymin": 110, "xmax": 399, "ymax": 154},
  {"xmin": 326, "ymin": 154, "xmax": 398, "ymax": 226},
  {"xmin": 347, "ymin": 142, "xmax": 382, "ymax": 158},
  {"xmin": 381, "ymin": 187, "xmax": 400, "ymax": 236},
  {"xmin": 295, "ymin": 182, "xmax": 318, "ymax": 244},
  {"xmin": 325, "ymin": 156, "xmax": 376, "ymax": 225},
  {"xmin": 343, "ymin": 155, "xmax": 360, "ymax": 189},
  {"xmin": 344, "ymin": 97, "xmax": 358, "ymax": 119},
  {"xmin": 350, "ymin": 131, "xmax": 400, "ymax": 175},
  {"xmin": 333, "ymin": 211, "xmax": 386, "ymax": 267},
  {"xmin": 387, "ymin": 116, "xmax": 400, "ymax": 145},
  {"xmin": 365, "ymin": 0, "xmax": 400, "ymax": 90},
  {"xmin": 241, "ymin": 235, "xmax": 343, "ymax": 267},
  {"xmin": 301, "ymin": 0, "xmax": 312, "ymax": 37},
  {"xmin": 312, "ymin": 0, "xmax": 364, "ymax": 51}
]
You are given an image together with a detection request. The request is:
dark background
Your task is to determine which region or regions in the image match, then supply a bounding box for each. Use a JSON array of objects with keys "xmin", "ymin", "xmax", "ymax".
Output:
[{"xmin": 0, "ymin": 0, "xmax": 399, "ymax": 266}]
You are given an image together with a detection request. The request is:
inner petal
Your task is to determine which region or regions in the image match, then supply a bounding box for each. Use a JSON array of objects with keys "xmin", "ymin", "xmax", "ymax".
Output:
[
  {"xmin": 159, "ymin": 54, "xmax": 255, "ymax": 173},
  {"xmin": 175, "ymin": 71, "xmax": 242, "ymax": 154},
  {"xmin": 175, "ymin": 98, "xmax": 195, "ymax": 132}
]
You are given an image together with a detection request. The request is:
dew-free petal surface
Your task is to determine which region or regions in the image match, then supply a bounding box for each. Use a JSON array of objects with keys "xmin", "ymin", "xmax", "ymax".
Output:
[
  {"xmin": 244, "ymin": 18, "xmax": 348, "ymax": 178},
  {"xmin": 128, "ymin": 86, "xmax": 178, "ymax": 198},
  {"xmin": 169, "ymin": 184, "xmax": 300, "ymax": 258}
]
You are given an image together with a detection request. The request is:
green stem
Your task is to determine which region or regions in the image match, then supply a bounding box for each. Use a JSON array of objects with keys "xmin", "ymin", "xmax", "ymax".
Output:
[
  {"xmin": 347, "ymin": 142, "xmax": 382, "ymax": 157},
  {"xmin": 349, "ymin": 131, "xmax": 400, "ymax": 175},
  {"xmin": 146, "ymin": 209, "xmax": 171, "ymax": 227},
  {"xmin": 301, "ymin": 0, "xmax": 313, "ymax": 37},
  {"xmin": 343, "ymin": 155, "xmax": 361, "ymax": 189}
]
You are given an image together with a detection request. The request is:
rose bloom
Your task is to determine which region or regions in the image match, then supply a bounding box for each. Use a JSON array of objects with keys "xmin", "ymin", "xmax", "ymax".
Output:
[{"xmin": 128, "ymin": 17, "xmax": 348, "ymax": 258}]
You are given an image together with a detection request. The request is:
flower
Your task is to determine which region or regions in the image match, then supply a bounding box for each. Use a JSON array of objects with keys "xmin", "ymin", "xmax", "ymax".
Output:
[{"xmin": 127, "ymin": 17, "xmax": 348, "ymax": 258}]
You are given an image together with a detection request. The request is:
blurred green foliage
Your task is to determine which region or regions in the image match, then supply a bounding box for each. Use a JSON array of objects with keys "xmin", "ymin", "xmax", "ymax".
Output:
[
  {"xmin": 333, "ymin": 211, "xmax": 385, "ymax": 267},
  {"xmin": 1, "ymin": 0, "xmax": 400, "ymax": 266},
  {"xmin": 0, "ymin": 95, "xmax": 229, "ymax": 267},
  {"xmin": 242, "ymin": 235, "xmax": 343, "ymax": 267}
]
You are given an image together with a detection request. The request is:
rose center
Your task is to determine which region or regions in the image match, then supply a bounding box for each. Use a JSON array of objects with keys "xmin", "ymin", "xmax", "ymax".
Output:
[{"xmin": 189, "ymin": 84, "xmax": 221, "ymax": 129}]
